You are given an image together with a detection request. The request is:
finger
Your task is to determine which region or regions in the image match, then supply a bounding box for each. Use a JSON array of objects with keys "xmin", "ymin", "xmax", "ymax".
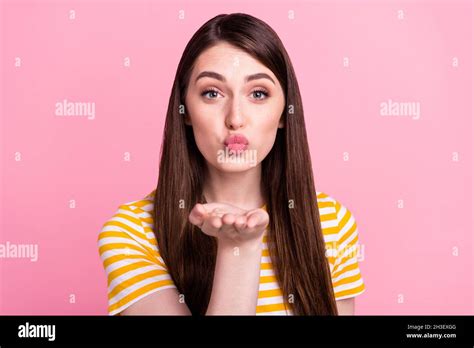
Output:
[
  {"xmin": 217, "ymin": 214, "xmax": 239, "ymax": 236},
  {"xmin": 189, "ymin": 204, "xmax": 208, "ymax": 227},
  {"xmin": 255, "ymin": 212, "xmax": 270, "ymax": 229},
  {"xmin": 221, "ymin": 213, "xmax": 236, "ymax": 225},
  {"xmin": 209, "ymin": 216, "xmax": 223, "ymax": 229},
  {"xmin": 201, "ymin": 215, "xmax": 222, "ymax": 236},
  {"xmin": 233, "ymin": 215, "xmax": 247, "ymax": 232},
  {"xmin": 210, "ymin": 208, "xmax": 225, "ymax": 218},
  {"xmin": 246, "ymin": 210, "xmax": 269, "ymax": 230},
  {"xmin": 203, "ymin": 202, "xmax": 247, "ymax": 216},
  {"xmin": 246, "ymin": 213, "xmax": 261, "ymax": 229}
]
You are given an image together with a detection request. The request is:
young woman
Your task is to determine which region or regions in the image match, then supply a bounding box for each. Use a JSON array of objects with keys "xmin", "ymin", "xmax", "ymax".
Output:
[{"xmin": 98, "ymin": 13, "xmax": 365, "ymax": 316}]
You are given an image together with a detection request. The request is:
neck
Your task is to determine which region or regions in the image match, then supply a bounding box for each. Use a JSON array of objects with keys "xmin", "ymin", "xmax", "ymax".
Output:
[{"xmin": 202, "ymin": 164, "xmax": 264, "ymax": 211}]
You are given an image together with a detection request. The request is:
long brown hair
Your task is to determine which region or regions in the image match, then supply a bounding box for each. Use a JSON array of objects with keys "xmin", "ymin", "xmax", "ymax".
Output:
[{"xmin": 154, "ymin": 13, "xmax": 338, "ymax": 315}]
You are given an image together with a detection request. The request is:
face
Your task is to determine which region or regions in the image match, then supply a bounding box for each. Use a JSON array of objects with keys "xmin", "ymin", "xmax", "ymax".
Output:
[{"xmin": 184, "ymin": 42, "xmax": 285, "ymax": 172}]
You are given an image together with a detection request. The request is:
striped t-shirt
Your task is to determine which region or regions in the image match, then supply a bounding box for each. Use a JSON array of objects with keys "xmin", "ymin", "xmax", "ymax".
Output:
[{"xmin": 97, "ymin": 190, "xmax": 366, "ymax": 315}]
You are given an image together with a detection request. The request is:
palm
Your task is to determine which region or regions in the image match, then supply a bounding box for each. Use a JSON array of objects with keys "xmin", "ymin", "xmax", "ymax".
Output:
[{"xmin": 188, "ymin": 202, "xmax": 269, "ymax": 244}]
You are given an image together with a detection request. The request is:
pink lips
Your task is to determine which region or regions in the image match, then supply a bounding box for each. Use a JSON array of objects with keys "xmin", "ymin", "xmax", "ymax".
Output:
[{"xmin": 224, "ymin": 134, "xmax": 249, "ymax": 152}]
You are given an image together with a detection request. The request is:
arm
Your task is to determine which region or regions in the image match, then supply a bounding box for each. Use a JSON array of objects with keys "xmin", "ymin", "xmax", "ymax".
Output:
[
  {"xmin": 121, "ymin": 288, "xmax": 192, "ymax": 315},
  {"xmin": 121, "ymin": 203, "xmax": 267, "ymax": 316},
  {"xmin": 206, "ymin": 239, "xmax": 263, "ymax": 315},
  {"xmin": 122, "ymin": 239, "xmax": 263, "ymax": 315},
  {"xmin": 336, "ymin": 298, "xmax": 355, "ymax": 315}
]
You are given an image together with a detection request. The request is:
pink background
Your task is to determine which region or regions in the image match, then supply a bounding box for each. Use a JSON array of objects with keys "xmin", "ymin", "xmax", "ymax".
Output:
[{"xmin": 0, "ymin": 0, "xmax": 472, "ymax": 315}]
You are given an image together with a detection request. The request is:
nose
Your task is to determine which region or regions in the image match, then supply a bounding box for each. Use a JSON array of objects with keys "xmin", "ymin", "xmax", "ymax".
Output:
[{"xmin": 225, "ymin": 98, "xmax": 244, "ymax": 130}]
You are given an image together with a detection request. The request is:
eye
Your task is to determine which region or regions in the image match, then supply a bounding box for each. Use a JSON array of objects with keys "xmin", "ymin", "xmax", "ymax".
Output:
[
  {"xmin": 251, "ymin": 88, "xmax": 269, "ymax": 100},
  {"xmin": 201, "ymin": 88, "xmax": 221, "ymax": 100}
]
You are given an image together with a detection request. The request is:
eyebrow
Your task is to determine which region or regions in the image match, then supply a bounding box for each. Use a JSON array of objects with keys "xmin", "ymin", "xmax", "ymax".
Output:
[{"xmin": 194, "ymin": 71, "xmax": 275, "ymax": 85}]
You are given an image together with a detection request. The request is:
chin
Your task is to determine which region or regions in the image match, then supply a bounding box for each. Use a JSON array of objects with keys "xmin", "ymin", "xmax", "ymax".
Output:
[{"xmin": 214, "ymin": 161, "xmax": 258, "ymax": 172}]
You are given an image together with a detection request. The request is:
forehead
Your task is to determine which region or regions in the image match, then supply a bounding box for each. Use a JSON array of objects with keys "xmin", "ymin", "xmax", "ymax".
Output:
[{"xmin": 192, "ymin": 42, "xmax": 271, "ymax": 76}]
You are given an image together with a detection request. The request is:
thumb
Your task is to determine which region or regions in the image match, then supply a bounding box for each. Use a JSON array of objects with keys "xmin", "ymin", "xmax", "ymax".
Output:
[{"xmin": 188, "ymin": 203, "xmax": 208, "ymax": 228}]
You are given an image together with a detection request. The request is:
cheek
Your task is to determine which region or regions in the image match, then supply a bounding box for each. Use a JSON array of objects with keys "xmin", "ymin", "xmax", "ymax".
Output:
[
  {"xmin": 192, "ymin": 118, "xmax": 216, "ymax": 147},
  {"xmin": 188, "ymin": 109, "xmax": 223, "ymax": 162},
  {"xmin": 187, "ymin": 95, "xmax": 221, "ymax": 129},
  {"xmin": 186, "ymin": 98, "xmax": 211, "ymax": 136},
  {"xmin": 253, "ymin": 95, "xmax": 285, "ymax": 134},
  {"xmin": 242, "ymin": 96, "xmax": 284, "ymax": 155},
  {"xmin": 252, "ymin": 115, "xmax": 281, "ymax": 160}
]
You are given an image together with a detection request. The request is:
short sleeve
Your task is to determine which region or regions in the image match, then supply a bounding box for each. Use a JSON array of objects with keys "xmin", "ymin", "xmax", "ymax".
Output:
[
  {"xmin": 331, "ymin": 199, "xmax": 366, "ymax": 300},
  {"xmin": 97, "ymin": 204, "xmax": 178, "ymax": 315}
]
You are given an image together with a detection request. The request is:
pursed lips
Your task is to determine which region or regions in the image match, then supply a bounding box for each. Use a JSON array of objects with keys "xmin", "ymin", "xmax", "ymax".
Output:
[{"xmin": 224, "ymin": 134, "xmax": 249, "ymax": 152}]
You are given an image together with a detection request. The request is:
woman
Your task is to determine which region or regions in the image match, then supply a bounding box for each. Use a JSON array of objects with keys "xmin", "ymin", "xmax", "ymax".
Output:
[{"xmin": 98, "ymin": 13, "xmax": 365, "ymax": 316}]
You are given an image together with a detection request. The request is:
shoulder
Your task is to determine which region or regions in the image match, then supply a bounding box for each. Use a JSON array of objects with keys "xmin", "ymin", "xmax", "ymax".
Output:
[
  {"xmin": 316, "ymin": 191, "xmax": 351, "ymax": 214},
  {"xmin": 96, "ymin": 189, "xmax": 177, "ymax": 315},
  {"xmin": 316, "ymin": 191, "xmax": 359, "ymax": 243},
  {"xmin": 317, "ymin": 191, "xmax": 366, "ymax": 300},
  {"xmin": 97, "ymin": 190, "xmax": 157, "ymax": 249},
  {"xmin": 118, "ymin": 190, "xmax": 156, "ymax": 224},
  {"xmin": 123, "ymin": 190, "xmax": 156, "ymax": 216}
]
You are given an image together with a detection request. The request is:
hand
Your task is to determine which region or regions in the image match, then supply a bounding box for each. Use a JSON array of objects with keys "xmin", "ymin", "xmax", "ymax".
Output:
[{"xmin": 188, "ymin": 202, "xmax": 269, "ymax": 246}]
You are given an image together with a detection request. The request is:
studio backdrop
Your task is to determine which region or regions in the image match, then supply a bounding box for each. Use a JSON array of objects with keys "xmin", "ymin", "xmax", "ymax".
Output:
[{"xmin": 0, "ymin": 0, "xmax": 472, "ymax": 315}]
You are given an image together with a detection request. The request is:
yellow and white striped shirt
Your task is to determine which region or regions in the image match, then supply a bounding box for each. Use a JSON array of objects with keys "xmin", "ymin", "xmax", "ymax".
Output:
[{"xmin": 97, "ymin": 190, "xmax": 365, "ymax": 315}]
